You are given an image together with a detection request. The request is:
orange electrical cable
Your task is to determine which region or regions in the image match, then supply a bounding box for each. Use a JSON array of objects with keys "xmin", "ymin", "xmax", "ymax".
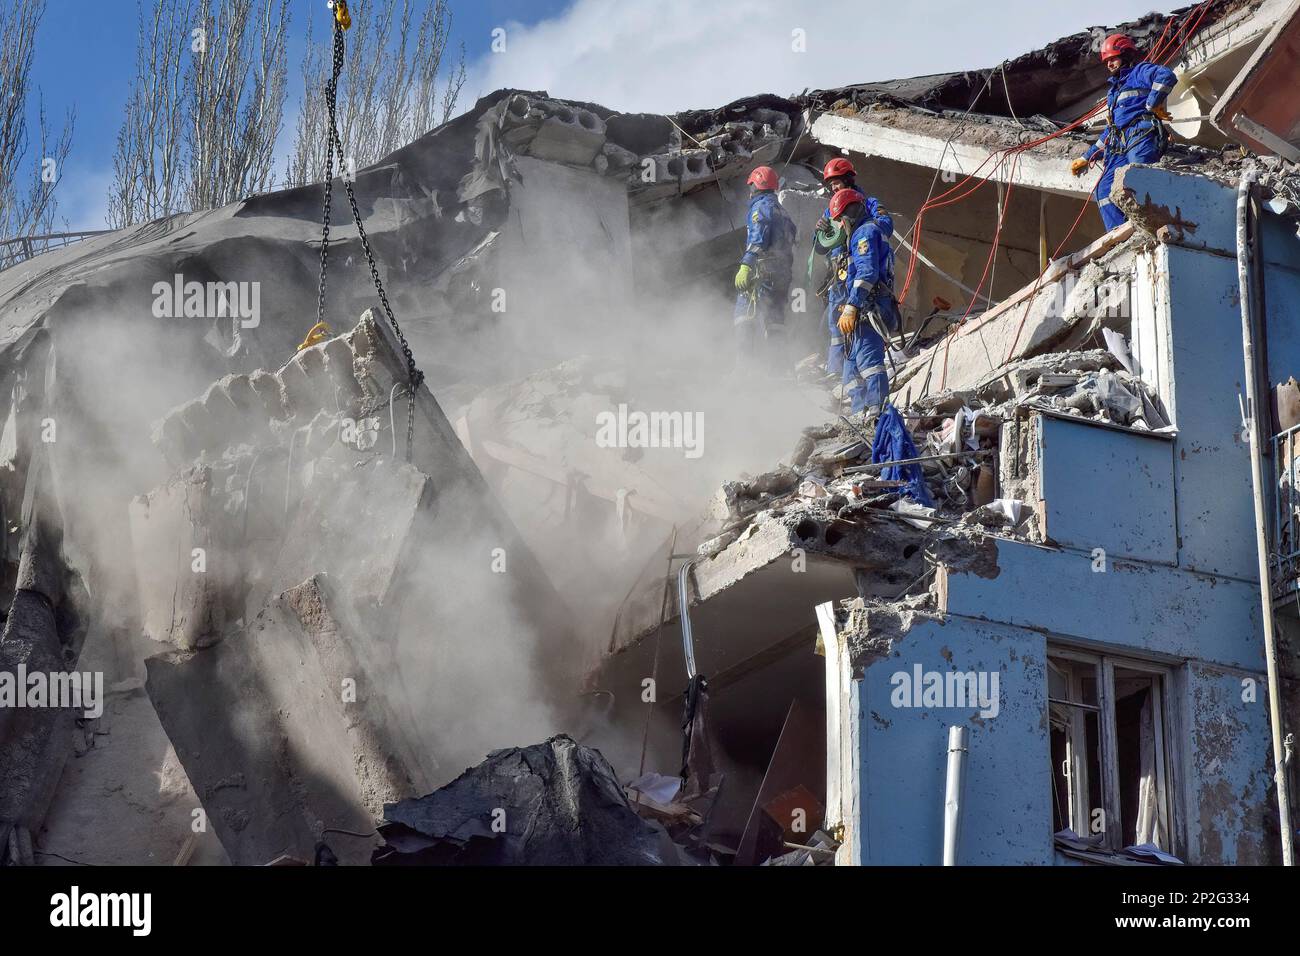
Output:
[
  {"xmin": 1000, "ymin": 191, "xmax": 1095, "ymax": 364},
  {"xmin": 897, "ymin": 0, "xmax": 1215, "ymax": 308}
]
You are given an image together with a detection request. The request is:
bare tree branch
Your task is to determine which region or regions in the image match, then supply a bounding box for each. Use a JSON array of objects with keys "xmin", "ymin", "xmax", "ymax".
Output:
[
  {"xmin": 284, "ymin": 0, "xmax": 464, "ymax": 187},
  {"xmin": 0, "ymin": 0, "xmax": 75, "ymax": 258},
  {"xmin": 110, "ymin": 0, "xmax": 288, "ymax": 228},
  {"xmin": 109, "ymin": 0, "xmax": 194, "ymax": 228},
  {"xmin": 186, "ymin": 0, "xmax": 288, "ymax": 211}
]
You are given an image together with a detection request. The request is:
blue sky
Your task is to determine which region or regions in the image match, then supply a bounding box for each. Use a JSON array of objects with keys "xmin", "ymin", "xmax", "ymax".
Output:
[
  {"xmin": 32, "ymin": 0, "xmax": 569, "ymax": 228},
  {"xmin": 25, "ymin": 0, "xmax": 1183, "ymax": 229}
]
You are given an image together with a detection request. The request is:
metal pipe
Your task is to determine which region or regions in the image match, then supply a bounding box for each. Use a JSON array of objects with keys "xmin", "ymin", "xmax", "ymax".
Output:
[
  {"xmin": 943, "ymin": 725, "xmax": 968, "ymax": 865},
  {"xmin": 892, "ymin": 232, "xmax": 995, "ymax": 307},
  {"xmin": 845, "ymin": 449, "xmax": 993, "ymax": 473},
  {"xmin": 677, "ymin": 561, "xmax": 698, "ymax": 680},
  {"xmin": 1039, "ymin": 191, "xmax": 1048, "ymax": 274},
  {"xmin": 1236, "ymin": 162, "xmax": 1295, "ymax": 865}
]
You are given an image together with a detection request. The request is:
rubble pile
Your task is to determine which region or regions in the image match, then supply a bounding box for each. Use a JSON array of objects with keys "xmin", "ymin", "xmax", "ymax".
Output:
[
  {"xmin": 697, "ymin": 340, "xmax": 1173, "ymax": 573},
  {"xmin": 133, "ymin": 309, "xmax": 576, "ymax": 865},
  {"xmin": 916, "ymin": 347, "xmax": 1171, "ymax": 434}
]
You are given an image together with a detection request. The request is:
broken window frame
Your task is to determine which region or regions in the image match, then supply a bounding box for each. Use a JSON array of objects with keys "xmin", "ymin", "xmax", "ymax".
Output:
[{"xmin": 1047, "ymin": 646, "xmax": 1178, "ymax": 855}]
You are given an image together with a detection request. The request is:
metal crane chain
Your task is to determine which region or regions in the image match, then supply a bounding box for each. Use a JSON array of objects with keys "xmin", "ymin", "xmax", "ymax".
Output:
[{"xmin": 316, "ymin": 18, "xmax": 423, "ymax": 461}]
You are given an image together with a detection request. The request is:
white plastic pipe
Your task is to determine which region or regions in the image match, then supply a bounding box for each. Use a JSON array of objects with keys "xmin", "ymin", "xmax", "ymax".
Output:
[
  {"xmin": 1236, "ymin": 163, "xmax": 1296, "ymax": 865},
  {"xmin": 943, "ymin": 725, "xmax": 968, "ymax": 866}
]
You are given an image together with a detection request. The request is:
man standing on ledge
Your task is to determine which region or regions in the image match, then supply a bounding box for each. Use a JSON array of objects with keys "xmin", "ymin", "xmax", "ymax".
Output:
[
  {"xmin": 734, "ymin": 166, "xmax": 796, "ymax": 365},
  {"xmin": 1071, "ymin": 33, "xmax": 1177, "ymax": 230}
]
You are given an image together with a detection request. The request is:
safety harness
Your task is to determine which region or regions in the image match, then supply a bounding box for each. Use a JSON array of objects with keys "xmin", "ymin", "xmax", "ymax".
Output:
[{"xmin": 1103, "ymin": 109, "xmax": 1168, "ymax": 159}]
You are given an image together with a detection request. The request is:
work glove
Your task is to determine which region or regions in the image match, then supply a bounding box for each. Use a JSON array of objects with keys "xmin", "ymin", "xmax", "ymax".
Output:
[
  {"xmin": 1070, "ymin": 158, "xmax": 1090, "ymax": 177},
  {"xmin": 1151, "ymin": 105, "xmax": 1173, "ymax": 122},
  {"xmin": 838, "ymin": 304, "xmax": 858, "ymax": 337},
  {"xmin": 816, "ymin": 216, "xmax": 830, "ymax": 234},
  {"xmin": 734, "ymin": 264, "xmax": 754, "ymax": 292}
]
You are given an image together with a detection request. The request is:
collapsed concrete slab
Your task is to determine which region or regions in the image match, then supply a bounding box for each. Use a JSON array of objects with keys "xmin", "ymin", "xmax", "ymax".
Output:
[
  {"xmin": 812, "ymin": 108, "xmax": 1088, "ymax": 198},
  {"xmin": 146, "ymin": 574, "xmax": 425, "ymax": 865},
  {"xmin": 598, "ymin": 503, "xmax": 928, "ymax": 714},
  {"xmin": 133, "ymin": 308, "xmax": 584, "ymax": 864}
]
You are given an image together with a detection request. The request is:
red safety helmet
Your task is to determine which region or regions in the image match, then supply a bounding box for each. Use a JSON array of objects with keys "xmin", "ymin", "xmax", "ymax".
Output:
[
  {"xmin": 1100, "ymin": 33, "xmax": 1138, "ymax": 62},
  {"xmin": 828, "ymin": 188, "xmax": 865, "ymax": 220},
  {"xmin": 822, "ymin": 157, "xmax": 856, "ymax": 182},
  {"xmin": 746, "ymin": 165, "xmax": 779, "ymax": 191}
]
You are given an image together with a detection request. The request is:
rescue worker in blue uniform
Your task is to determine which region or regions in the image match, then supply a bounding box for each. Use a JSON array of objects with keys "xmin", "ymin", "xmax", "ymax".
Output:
[
  {"xmin": 831, "ymin": 189, "xmax": 900, "ymax": 418},
  {"xmin": 1072, "ymin": 33, "xmax": 1177, "ymax": 230},
  {"xmin": 812, "ymin": 157, "xmax": 865, "ymax": 378},
  {"xmin": 734, "ymin": 165, "xmax": 797, "ymax": 362}
]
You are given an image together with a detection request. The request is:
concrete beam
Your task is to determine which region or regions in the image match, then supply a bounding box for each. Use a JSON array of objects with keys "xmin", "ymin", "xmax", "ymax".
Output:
[
  {"xmin": 812, "ymin": 111, "xmax": 1089, "ymax": 199},
  {"xmin": 596, "ymin": 509, "xmax": 928, "ymax": 714},
  {"xmin": 1115, "ymin": 164, "xmax": 1239, "ymax": 254},
  {"xmin": 146, "ymin": 574, "xmax": 427, "ymax": 865},
  {"xmin": 892, "ymin": 224, "xmax": 1136, "ymax": 401}
]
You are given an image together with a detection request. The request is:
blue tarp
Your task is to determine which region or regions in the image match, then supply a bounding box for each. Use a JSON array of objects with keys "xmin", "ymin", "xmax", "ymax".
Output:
[{"xmin": 872, "ymin": 404, "xmax": 933, "ymax": 506}]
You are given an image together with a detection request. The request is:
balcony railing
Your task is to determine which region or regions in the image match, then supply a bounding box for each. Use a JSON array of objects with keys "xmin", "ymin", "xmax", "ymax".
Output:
[{"xmin": 0, "ymin": 230, "xmax": 115, "ymax": 273}]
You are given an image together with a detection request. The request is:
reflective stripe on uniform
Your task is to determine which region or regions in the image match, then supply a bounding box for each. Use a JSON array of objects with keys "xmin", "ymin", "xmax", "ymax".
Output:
[
  {"xmin": 1096, "ymin": 196, "xmax": 1113, "ymax": 208},
  {"xmin": 1116, "ymin": 89, "xmax": 1143, "ymax": 102},
  {"xmin": 849, "ymin": 366, "xmax": 887, "ymax": 388},
  {"xmin": 830, "ymin": 335, "xmax": 843, "ymax": 346},
  {"xmin": 1150, "ymin": 80, "xmax": 1172, "ymax": 93}
]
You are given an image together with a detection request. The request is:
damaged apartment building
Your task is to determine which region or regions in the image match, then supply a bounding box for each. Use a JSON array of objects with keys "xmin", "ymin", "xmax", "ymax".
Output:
[{"xmin": 3, "ymin": 0, "xmax": 1300, "ymax": 866}]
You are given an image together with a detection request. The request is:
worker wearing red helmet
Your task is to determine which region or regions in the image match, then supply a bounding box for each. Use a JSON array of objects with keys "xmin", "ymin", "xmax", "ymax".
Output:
[
  {"xmin": 734, "ymin": 165, "xmax": 797, "ymax": 361},
  {"xmin": 811, "ymin": 156, "xmax": 877, "ymax": 379},
  {"xmin": 818, "ymin": 157, "xmax": 859, "ymax": 227},
  {"xmin": 829, "ymin": 188, "xmax": 898, "ymax": 419},
  {"xmin": 1070, "ymin": 33, "xmax": 1178, "ymax": 230}
]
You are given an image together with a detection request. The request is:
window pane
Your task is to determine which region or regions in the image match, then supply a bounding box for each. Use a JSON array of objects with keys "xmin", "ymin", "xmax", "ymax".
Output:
[
  {"xmin": 1047, "ymin": 655, "xmax": 1106, "ymax": 839},
  {"xmin": 1113, "ymin": 669, "xmax": 1167, "ymax": 851}
]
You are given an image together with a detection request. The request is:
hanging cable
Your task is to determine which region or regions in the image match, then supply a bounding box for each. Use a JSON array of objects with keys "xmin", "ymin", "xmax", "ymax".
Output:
[
  {"xmin": 316, "ymin": 1, "xmax": 424, "ymax": 463},
  {"xmin": 897, "ymin": 0, "xmax": 1215, "ymax": 328},
  {"xmin": 898, "ymin": 0, "xmax": 1215, "ymax": 305}
]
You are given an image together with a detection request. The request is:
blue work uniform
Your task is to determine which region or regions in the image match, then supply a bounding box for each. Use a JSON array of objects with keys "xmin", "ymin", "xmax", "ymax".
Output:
[
  {"xmin": 841, "ymin": 201, "xmax": 899, "ymax": 415},
  {"xmin": 1086, "ymin": 61, "xmax": 1177, "ymax": 230},
  {"xmin": 735, "ymin": 191, "xmax": 796, "ymax": 352},
  {"xmin": 816, "ymin": 188, "xmax": 865, "ymax": 376}
]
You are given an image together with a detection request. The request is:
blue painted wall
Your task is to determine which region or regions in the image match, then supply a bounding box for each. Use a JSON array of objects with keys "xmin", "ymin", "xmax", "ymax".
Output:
[
  {"xmin": 841, "ymin": 168, "xmax": 1294, "ymax": 865},
  {"xmin": 851, "ymin": 615, "xmax": 1050, "ymax": 865},
  {"xmin": 1037, "ymin": 415, "xmax": 1177, "ymax": 564}
]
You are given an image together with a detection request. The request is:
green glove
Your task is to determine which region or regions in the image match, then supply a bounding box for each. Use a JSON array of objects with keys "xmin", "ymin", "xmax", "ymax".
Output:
[{"xmin": 734, "ymin": 264, "xmax": 754, "ymax": 291}]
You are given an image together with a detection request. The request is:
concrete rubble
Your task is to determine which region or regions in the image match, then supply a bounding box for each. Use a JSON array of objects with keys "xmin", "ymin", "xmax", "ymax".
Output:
[
  {"xmin": 3, "ymin": 0, "xmax": 1299, "ymax": 869},
  {"xmin": 130, "ymin": 309, "xmax": 585, "ymax": 865}
]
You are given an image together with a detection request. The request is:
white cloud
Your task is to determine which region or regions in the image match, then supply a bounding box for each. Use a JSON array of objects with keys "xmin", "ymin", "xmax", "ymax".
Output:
[
  {"xmin": 52, "ymin": 163, "xmax": 115, "ymax": 232},
  {"xmin": 466, "ymin": 0, "xmax": 1185, "ymax": 114}
]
